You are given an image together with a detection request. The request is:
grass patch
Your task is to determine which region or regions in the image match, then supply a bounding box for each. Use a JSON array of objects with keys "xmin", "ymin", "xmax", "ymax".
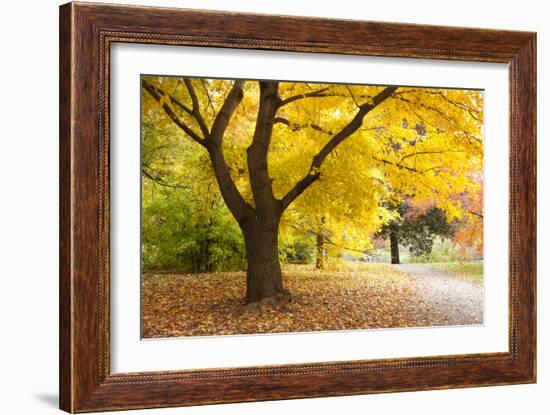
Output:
[{"xmin": 431, "ymin": 261, "xmax": 483, "ymax": 284}]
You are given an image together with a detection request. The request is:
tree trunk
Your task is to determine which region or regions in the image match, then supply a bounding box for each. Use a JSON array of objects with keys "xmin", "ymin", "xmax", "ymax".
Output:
[
  {"xmin": 390, "ymin": 228, "xmax": 400, "ymax": 264},
  {"xmin": 316, "ymin": 232, "xmax": 326, "ymax": 270},
  {"xmin": 240, "ymin": 81, "xmax": 290, "ymax": 305},
  {"xmin": 144, "ymin": 80, "xmax": 399, "ymax": 306},
  {"xmin": 241, "ymin": 219, "xmax": 285, "ymax": 304}
]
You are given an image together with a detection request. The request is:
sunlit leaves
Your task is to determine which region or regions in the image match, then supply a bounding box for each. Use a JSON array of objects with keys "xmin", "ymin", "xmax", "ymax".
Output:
[{"xmin": 141, "ymin": 76, "xmax": 483, "ymax": 267}]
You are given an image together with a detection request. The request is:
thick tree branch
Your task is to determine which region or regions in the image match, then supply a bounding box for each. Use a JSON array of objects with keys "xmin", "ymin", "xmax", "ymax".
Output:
[
  {"xmin": 247, "ymin": 81, "xmax": 281, "ymax": 215},
  {"xmin": 203, "ymin": 80, "xmax": 254, "ymax": 223},
  {"xmin": 209, "ymin": 80, "xmax": 245, "ymax": 146},
  {"xmin": 144, "ymin": 78, "xmax": 252, "ymax": 224},
  {"xmin": 168, "ymin": 95, "xmax": 193, "ymax": 115},
  {"xmin": 183, "ymin": 78, "xmax": 210, "ymax": 138},
  {"xmin": 142, "ymin": 79, "xmax": 205, "ymax": 146},
  {"xmin": 280, "ymin": 86, "xmax": 399, "ymax": 210},
  {"xmin": 207, "ymin": 145, "xmax": 255, "ymax": 224}
]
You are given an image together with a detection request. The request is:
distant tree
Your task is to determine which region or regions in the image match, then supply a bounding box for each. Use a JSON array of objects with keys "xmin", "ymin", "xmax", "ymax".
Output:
[{"xmin": 378, "ymin": 202, "xmax": 454, "ymax": 264}]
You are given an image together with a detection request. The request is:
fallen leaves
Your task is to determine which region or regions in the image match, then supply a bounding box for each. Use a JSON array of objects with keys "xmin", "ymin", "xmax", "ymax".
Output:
[{"xmin": 141, "ymin": 263, "xmax": 472, "ymax": 338}]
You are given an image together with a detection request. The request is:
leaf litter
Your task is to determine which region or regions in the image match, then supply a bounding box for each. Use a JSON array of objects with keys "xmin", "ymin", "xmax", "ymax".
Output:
[{"xmin": 141, "ymin": 263, "xmax": 479, "ymax": 338}]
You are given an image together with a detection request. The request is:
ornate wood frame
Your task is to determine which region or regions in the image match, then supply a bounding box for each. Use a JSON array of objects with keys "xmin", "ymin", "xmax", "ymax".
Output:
[{"xmin": 59, "ymin": 2, "xmax": 536, "ymax": 412}]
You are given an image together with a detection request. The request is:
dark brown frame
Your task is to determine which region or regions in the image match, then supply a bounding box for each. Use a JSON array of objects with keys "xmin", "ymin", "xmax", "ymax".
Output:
[{"xmin": 59, "ymin": 2, "xmax": 536, "ymax": 412}]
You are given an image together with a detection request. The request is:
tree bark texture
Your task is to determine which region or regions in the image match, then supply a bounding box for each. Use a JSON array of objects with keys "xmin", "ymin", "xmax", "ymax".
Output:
[
  {"xmin": 241, "ymin": 217, "xmax": 285, "ymax": 303},
  {"xmin": 390, "ymin": 228, "xmax": 400, "ymax": 264}
]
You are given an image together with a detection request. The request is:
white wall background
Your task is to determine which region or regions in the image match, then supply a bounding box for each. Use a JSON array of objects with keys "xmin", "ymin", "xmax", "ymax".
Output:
[{"xmin": 0, "ymin": 1, "xmax": 545, "ymax": 414}]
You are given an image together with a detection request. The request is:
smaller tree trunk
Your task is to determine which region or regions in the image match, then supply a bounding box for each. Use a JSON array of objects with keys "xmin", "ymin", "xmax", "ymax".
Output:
[
  {"xmin": 315, "ymin": 232, "xmax": 327, "ymax": 269},
  {"xmin": 390, "ymin": 228, "xmax": 400, "ymax": 264}
]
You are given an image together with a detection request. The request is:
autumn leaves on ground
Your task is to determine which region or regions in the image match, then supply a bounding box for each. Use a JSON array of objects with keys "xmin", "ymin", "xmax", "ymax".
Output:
[
  {"xmin": 142, "ymin": 262, "xmax": 483, "ymax": 338},
  {"xmin": 141, "ymin": 75, "xmax": 484, "ymax": 338}
]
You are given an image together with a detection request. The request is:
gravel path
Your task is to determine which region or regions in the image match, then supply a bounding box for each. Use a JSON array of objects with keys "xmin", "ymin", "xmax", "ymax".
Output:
[{"xmin": 395, "ymin": 263, "xmax": 483, "ymax": 327}]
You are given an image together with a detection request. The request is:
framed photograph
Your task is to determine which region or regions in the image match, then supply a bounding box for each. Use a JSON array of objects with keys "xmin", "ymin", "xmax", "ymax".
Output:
[{"xmin": 59, "ymin": 2, "xmax": 536, "ymax": 412}]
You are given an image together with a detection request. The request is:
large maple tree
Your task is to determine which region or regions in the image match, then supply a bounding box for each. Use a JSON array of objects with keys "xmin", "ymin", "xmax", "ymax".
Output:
[{"xmin": 141, "ymin": 77, "xmax": 483, "ymax": 304}]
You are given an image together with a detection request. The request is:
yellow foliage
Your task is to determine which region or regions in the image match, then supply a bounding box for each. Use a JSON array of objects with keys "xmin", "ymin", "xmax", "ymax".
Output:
[{"xmin": 141, "ymin": 76, "xmax": 483, "ymax": 252}]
